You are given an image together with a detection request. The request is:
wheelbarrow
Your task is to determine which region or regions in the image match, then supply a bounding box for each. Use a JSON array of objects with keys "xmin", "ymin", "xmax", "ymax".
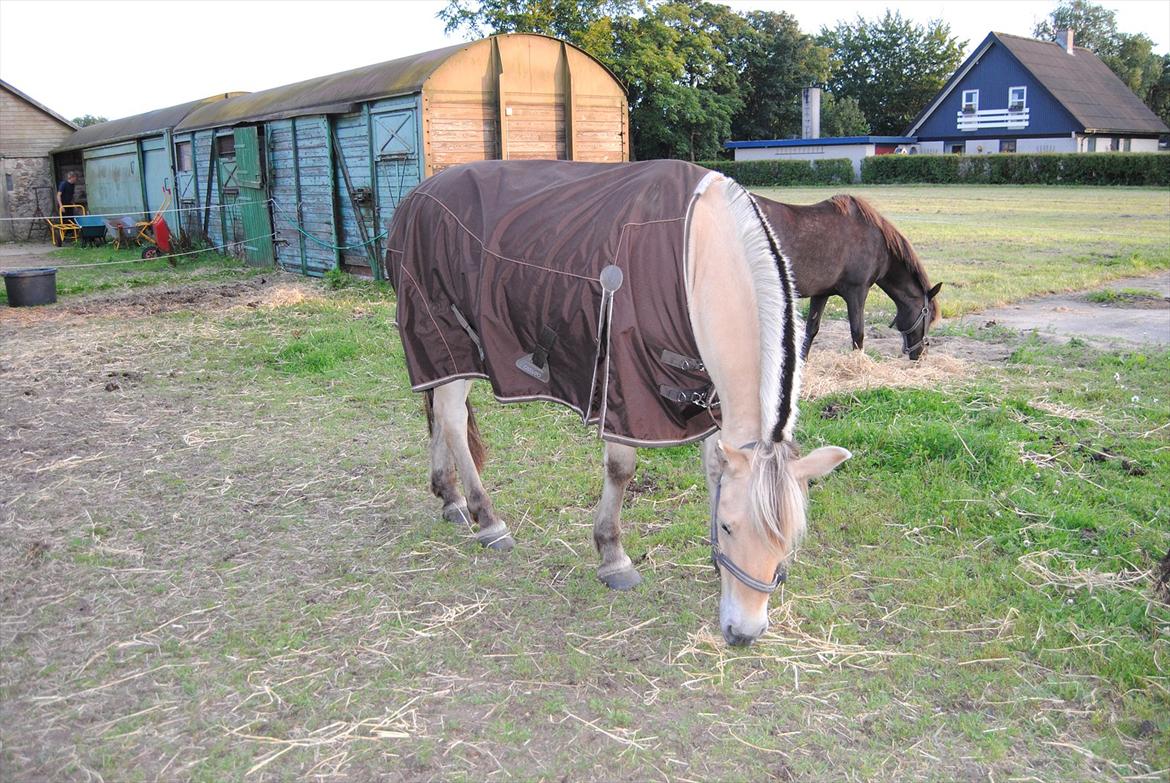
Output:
[
  {"xmin": 74, "ymin": 215, "xmax": 109, "ymax": 247},
  {"xmin": 106, "ymin": 187, "xmax": 173, "ymax": 259}
]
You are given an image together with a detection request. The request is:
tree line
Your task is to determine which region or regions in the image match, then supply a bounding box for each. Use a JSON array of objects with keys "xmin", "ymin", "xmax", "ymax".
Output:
[{"xmin": 439, "ymin": 0, "xmax": 1169, "ymax": 162}]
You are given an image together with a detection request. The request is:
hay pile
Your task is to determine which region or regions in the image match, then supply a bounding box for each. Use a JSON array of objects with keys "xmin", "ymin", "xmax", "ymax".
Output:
[{"xmin": 800, "ymin": 349, "xmax": 971, "ymax": 399}]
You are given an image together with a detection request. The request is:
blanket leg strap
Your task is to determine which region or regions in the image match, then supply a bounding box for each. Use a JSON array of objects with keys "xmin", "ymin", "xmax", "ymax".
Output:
[{"xmin": 516, "ymin": 326, "xmax": 558, "ymax": 384}]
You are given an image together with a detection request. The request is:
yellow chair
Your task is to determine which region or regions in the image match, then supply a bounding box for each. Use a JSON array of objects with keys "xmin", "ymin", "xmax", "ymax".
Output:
[{"xmin": 46, "ymin": 204, "xmax": 86, "ymax": 246}]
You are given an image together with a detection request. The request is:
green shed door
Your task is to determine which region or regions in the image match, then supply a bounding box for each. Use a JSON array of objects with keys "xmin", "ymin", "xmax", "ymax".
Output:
[{"xmin": 234, "ymin": 126, "xmax": 273, "ymax": 266}]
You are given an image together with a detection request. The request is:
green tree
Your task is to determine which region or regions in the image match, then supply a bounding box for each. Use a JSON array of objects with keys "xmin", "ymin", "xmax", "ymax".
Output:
[
  {"xmin": 1146, "ymin": 54, "xmax": 1170, "ymax": 128},
  {"xmin": 818, "ymin": 11, "xmax": 965, "ymax": 135},
  {"xmin": 1033, "ymin": 0, "xmax": 1166, "ymax": 123},
  {"xmin": 1033, "ymin": 0, "xmax": 1119, "ymax": 54},
  {"xmin": 71, "ymin": 114, "xmax": 107, "ymax": 128},
  {"xmin": 819, "ymin": 92, "xmax": 869, "ymax": 137},
  {"xmin": 438, "ymin": 0, "xmax": 632, "ymax": 61},
  {"xmin": 730, "ymin": 10, "xmax": 831, "ymax": 140}
]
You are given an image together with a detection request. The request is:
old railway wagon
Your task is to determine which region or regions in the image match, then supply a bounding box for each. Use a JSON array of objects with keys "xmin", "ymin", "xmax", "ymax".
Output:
[
  {"xmin": 170, "ymin": 33, "xmax": 629, "ymax": 277},
  {"xmin": 50, "ymin": 95, "xmax": 241, "ymax": 239}
]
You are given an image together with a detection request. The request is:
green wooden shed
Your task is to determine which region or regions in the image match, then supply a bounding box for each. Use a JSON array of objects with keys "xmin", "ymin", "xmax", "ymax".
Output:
[{"xmin": 170, "ymin": 33, "xmax": 628, "ymax": 277}]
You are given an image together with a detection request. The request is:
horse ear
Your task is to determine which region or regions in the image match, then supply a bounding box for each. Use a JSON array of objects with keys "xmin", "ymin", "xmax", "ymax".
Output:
[
  {"xmin": 717, "ymin": 440, "xmax": 752, "ymax": 477},
  {"xmin": 928, "ymin": 282, "xmax": 943, "ymax": 299},
  {"xmin": 792, "ymin": 446, "xmax": 852, "ymax": 482}
]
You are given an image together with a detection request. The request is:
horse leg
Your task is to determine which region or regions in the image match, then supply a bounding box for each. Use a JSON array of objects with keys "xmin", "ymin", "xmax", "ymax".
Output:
[
  {"xmin": 593, "ymin": 442, "xmax": 641, "ymax": 590},
  {"xmin": 844, "ymin": 289, "xmax": 869, "ymax": 351},
  {"xmin": 802, "ymin": 294, "xmax": 829, "ymax": 359},
  {"xmin": 431, "ymin": 380, "xmax": 515, "ymax": 551},
  {"xmin": 426, "ymin": 390, "xmax": 470, "ymax": 528}
]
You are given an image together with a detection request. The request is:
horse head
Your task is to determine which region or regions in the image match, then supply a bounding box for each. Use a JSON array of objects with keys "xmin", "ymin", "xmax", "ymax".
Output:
[
  {"xmin": 890, "ymin": 281, "xmax": 943, "ymax": 360},
  {"xmin": 710, "ymin": 439, "xmax": 850, "ymax": 645}
]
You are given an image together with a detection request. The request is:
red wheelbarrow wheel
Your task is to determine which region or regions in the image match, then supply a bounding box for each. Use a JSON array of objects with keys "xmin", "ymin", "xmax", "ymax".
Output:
[{"xmin": 142, "ymin": 247, "xmax": 160, "ymax": 260}]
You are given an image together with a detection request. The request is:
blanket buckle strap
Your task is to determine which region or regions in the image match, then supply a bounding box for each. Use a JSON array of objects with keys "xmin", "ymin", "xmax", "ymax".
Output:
[{"xmin": 516, "ymin": 325, "xmax": 559, "ymax": 384}]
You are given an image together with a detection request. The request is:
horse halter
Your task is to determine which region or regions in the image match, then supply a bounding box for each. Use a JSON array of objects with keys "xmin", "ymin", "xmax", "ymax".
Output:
[
  {"xmin": 709, "ymin": 441, "xmax": 787, "ymax": 594},
  {"xmin": 890, "ymin": 298, "xmax": 932, "ymax": 356}
]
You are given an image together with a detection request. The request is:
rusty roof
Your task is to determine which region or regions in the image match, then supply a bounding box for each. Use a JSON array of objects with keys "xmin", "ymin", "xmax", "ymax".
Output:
[
  {"xmin": 173, "ymin": 41, "xmax": 471, "ymax": 132},
  {"xmin": 53, "ymin": 94, "xmax": 246, "ymax": 153}
]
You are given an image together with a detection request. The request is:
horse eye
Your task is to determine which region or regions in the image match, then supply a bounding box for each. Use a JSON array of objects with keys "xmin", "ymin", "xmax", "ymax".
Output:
[{"xmin": 720, "ymin": 522, "xmax": 732, "ymax": 535}]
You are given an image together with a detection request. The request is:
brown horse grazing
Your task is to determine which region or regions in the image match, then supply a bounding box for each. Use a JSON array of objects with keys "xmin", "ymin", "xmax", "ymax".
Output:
[
  {"xmin": 756, "ymin": 194, "xmax": 942, "ymax": 360},
  {"xmin": 386, "ymin": 160, "xmax": 851, "ymax": 646}
]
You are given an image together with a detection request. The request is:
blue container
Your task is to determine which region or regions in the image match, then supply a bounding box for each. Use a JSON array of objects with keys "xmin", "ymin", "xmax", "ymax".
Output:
[{"xmin": 2, "ymin": 267, "xmax": 58, "ymax": 307}]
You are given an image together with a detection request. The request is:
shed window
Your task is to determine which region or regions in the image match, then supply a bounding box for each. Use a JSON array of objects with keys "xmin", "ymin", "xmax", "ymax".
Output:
[
  {"xmin": 961, "ymin": 90, "xmax": 979, "ymax": 113},
  {"xmin": 216, "ymin": 135, "xmax": 235, "ymax": 157},
  {"xmin": 1123, "ymin": 138, "xmax": 1131, "ymax": 152},
  {"xmin": 1008, "ymin": 86, "xmax": 1026, "ymax": 111},
  {"xmin": 175, "ymin": 141, "xmax": 193, "ymax": 172},
  {"xmin": 1000, "ymin": 139, "xmax": 1017, "ymax": 153}
]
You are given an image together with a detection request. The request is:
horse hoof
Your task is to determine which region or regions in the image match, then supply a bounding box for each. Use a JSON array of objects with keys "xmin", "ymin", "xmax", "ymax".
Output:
[
  {"xmin": 442, "ymin": 502, "xmax": 472, "ymax": 526},
  {"xmin": 475, "ymin": 526, "xmax": 514, "ymax": 551},
  {"xmin": 599, "ymin": 567, "xmax": 642, "ymax": 591}
]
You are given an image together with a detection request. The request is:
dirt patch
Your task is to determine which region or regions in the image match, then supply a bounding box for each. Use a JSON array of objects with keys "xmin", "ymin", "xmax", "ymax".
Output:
[
  {"xmin": 969, "ymin": 271, "xmax": 1170, "ymax": 346},
  {"xmin": 1, "ymin": 273, "xmax": 322, "ymax": 327},
  {"xmin": 1155, "ymin": 549, "xmax": 1170, "ymax": 606}
]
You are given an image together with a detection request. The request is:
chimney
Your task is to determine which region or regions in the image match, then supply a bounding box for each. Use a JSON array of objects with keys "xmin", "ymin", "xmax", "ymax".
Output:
[
  {"xmin": 1056, "ymin": 29, "xmax": 1074, "ymax": 54},
  {"xmin": 801, "ymin": 87, "xmax": 822, "ymax": 139}
]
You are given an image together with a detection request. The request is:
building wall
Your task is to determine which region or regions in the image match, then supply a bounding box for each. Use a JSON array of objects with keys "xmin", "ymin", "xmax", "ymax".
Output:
[
  {"xmin": 0, "ymin": 157, "xmax": 54, "ymax": 241},
  {"xmin": 1017, "ymin": 136, "xmax": 1078, "ymax": 153},
  {"xmin": 423, "ymin": 35, "xmax": 627, "ymax": 175},
  {"xmin": 733, "ymin": 143, "xmax": 871, "ymax": 181},
  {"xmin": 0, "ymin": 86, "xmax": 75, "ymax": 241},
  {"xmin": 915, "ymin": 41, "xmax": 1078, "ymax": 141}
]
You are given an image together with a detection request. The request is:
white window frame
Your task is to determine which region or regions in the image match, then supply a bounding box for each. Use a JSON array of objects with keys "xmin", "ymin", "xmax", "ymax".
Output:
[
  {"xmin": 962, "ymin": 89, "xmax": 979, "ymax": 113},
  {"xmin": 1009, "ymin": 86, "xmax": 1026, "ymax": 111}
]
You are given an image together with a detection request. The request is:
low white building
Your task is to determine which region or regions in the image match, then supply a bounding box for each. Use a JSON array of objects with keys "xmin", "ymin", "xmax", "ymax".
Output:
[{"xmin": 724, "ymin": 136, "xmax": 917, "ymax": 182}]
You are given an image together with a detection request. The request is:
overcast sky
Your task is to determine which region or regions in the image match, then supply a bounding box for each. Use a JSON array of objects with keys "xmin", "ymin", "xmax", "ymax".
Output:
[{"xmin": 2, "ymin": 0, "xmax": 1167, "ymax": 122}]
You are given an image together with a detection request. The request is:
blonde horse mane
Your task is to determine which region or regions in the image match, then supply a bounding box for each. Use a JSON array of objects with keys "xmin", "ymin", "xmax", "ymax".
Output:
[{"xmin": 723, "ymin": 182, "xmax": 807, "ymax": 551}]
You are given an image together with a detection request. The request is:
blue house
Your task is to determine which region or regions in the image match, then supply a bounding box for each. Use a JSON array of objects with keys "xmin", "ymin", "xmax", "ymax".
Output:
[{"xmin": 906, "ymin": 31, "xmax": 1168, "ymax": 154}]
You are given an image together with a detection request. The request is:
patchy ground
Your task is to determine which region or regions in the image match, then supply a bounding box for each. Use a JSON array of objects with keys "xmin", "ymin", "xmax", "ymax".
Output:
[
  {"xmin": 970, "ymin": 271, "xmax": 1169, "ymax": 347},
  {"xmin": 2, "ymin": 270, "xmax": 1167, "ymax": 782}
]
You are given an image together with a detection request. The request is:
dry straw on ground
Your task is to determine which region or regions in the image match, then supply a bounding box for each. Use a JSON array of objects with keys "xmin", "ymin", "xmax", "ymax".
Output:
[{"xmin": 800, "ymin": 348, "xmax": 971, "ymax": 399}]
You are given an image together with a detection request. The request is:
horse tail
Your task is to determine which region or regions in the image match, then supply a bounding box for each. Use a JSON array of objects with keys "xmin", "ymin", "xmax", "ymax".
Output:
[
  {"xmin": 422, "ymin": 389, "xmax": 487, "ymax": 472},
  {"xmin": 423, "ymin": 389, "xmax": 436, "ymax": 435},
  {"xmin": 465, "ymin": 400, "xmax": 487, "ymax": 472}
]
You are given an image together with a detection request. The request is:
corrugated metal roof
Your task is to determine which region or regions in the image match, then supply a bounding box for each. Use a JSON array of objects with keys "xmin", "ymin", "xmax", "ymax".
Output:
[
  {"xmin": 174, "ymin": 41, "xmax": 471, "ymax": 132},
  {"xmin": 995, "ymin": 33, "xmax": 1169, "ymax": 134},
  {"xmin": 53, "ymin": 93, "xmax": 246, "ymax": 153}
]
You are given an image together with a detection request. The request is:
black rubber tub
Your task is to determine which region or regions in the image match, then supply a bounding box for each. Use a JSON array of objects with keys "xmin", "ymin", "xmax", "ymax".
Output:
[{"xmin": 2, "ymin": 267, "xmax": 58, "ymax": 307}]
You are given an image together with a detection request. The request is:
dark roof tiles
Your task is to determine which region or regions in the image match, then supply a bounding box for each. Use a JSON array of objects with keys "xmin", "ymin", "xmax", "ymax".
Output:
[{"xmin": 994, "ymin": 32, "xmax": 1168, "ymax": 133}]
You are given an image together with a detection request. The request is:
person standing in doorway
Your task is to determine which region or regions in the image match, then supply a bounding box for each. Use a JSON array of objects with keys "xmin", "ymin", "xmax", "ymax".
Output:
[{"xmin": 56, "ymin": 171, "xmax": 79, "ymax": 216}]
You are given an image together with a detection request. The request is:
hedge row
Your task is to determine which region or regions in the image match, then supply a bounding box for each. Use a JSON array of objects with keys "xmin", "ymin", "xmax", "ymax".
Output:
[
  {"xmin": 860, "ymin": 152, "xmax": 1170, "ymax": 186},
  {"xmin": 696, "ymin": 158, "xmax": 854, "ymax": 186}
]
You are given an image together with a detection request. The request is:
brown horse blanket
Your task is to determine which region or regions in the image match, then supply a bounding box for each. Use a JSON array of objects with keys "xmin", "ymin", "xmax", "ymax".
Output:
[{"xmin": 384, "ymin": 159, "xmax": 724, "ymax": 446}]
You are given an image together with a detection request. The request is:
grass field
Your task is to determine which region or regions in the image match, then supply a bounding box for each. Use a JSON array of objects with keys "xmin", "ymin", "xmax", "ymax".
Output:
[
  {"xmin": 754, "ymin": 184, "xmax": 1170, "ymax": 321},
  {"xmin": 1, "ymin": 185, "xmax": 1168, "ymax": 781}
]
